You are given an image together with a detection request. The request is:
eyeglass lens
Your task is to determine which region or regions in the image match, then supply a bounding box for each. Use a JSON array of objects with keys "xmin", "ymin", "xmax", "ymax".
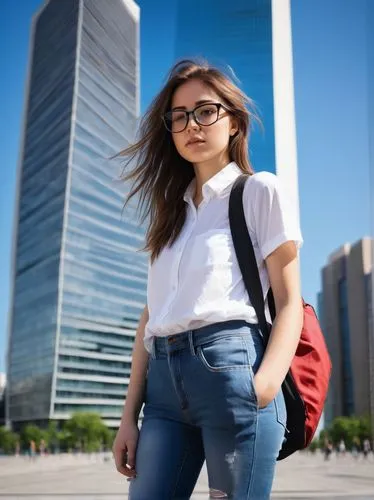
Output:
[{"xmin": 165, "ymin": 104, "xmax": 220, "ymax": 132}]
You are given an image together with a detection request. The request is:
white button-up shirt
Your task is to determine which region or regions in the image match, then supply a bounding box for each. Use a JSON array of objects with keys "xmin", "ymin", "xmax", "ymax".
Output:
[{"xmin": 144, "ymin": 162, "xmax": 303, "ymax": 352}]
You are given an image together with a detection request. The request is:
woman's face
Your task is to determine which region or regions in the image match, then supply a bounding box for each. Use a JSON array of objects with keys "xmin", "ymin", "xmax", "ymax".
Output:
[{"xmin": 170, "ymin": 79, "xmax": 237, "ymax": 165}]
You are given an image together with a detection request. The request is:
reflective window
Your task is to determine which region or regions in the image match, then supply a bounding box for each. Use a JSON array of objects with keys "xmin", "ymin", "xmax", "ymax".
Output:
[
  {"xmin": 338, "ymin": 276, "xmax": 355, "ymax": 416},
  {"xmin": 54, "ymin": 403, "xmax": 122, "ymax": 416},
  {"xmin": 175, "ymin": 0, "xmax": 276, "ymax": 173}
]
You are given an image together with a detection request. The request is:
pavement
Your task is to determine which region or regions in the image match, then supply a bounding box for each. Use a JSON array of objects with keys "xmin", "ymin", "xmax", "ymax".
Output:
[{"xmin": 0, "ymin": 451, "xmax": 373, "ymax": 499}]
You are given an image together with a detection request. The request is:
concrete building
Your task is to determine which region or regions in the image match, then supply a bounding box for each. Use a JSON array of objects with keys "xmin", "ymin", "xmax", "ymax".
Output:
[
  {"xmin": 6, "ymin": 0, "xmax": 145, "ymax": 430},
  {"xmin": 320, "ymin": 238, "xmax": 373, "ymax": 426}
]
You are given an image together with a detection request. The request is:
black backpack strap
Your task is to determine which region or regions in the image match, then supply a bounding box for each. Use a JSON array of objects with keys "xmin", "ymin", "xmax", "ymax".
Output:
[{"xmin": 228, "ymin": 175, "xmax": 273, "ymax": 342}]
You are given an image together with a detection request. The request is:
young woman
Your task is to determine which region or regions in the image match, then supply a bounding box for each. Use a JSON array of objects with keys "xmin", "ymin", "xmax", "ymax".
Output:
[{"xmin": 112, "ymin": 59, "xmax": 303, "ymax": 499}]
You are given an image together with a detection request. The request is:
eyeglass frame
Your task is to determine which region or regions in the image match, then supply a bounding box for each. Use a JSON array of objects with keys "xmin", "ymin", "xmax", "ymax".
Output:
[{"xmin": 162, "ymin": 102, "xmax": 230, "ymax": 133}]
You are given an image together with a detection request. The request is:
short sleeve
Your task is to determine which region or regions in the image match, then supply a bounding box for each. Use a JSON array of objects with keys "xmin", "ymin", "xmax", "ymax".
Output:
[{"xmin": 244, "ymin": 172, "xmax": 303, "ymax": 260}]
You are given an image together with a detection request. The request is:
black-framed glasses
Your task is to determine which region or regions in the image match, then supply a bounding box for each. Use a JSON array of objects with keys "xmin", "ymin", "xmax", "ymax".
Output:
[{"xmin": 162, "ymin": 102, "xmax": 229, "ymax": 133}]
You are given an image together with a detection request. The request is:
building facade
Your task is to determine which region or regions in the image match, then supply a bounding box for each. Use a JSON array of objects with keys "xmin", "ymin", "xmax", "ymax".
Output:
[
  {"xmin": 174, "ymin": 0, "xmax": 299, "ymax": 210},
  {"xmin": 6, "ymin": 0, "xmax": 144, "ymax": 429},
  {"xmin": 320, "ymin": 238, "xmax": 373, "ymax": 426}
]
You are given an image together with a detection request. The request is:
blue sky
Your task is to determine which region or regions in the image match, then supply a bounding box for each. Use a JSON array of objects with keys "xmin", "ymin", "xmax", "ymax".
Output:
[{"xmin": 0, "ymin": 0, "xmax": 371, "ymax": 373}]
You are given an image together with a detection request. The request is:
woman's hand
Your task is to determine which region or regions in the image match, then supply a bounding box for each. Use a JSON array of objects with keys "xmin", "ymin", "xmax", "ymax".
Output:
[
  {"xmin": 112, "ymin": 418, "xmax": 139, "ymax": 478},
  {"xmin": 253, "ymin": 373, "xmax": 278, "ymax": 409}
]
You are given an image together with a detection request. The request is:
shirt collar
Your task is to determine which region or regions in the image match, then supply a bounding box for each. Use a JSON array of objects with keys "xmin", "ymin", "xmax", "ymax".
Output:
[{"xmin": 183, "ymin": 161, "xmax": 242, "ymax": 203}]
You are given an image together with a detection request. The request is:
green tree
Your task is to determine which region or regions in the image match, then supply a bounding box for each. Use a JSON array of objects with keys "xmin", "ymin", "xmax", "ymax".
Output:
[
  {"xmin": 328, "ymin": 416, "xmax": 360, "ymax": 449},
  {"xmin": 102, "ymin": 427, "xmax": 116, "ymax": 450},
  {"xmin": 63, "ymin": 412, "xmax": 108, "ymax": 452},
  {"xmin": 0, "ymin": 427, "xmax": 19, "ymax": 455},
  {"xmin": 308, "ymin": 439, "xmax": 319, "ymax": 454},
  {"xmin": 46, "ymin": 421, "xmax": 59, "ymax": 453},
  {"xmin": 357, "ymin": 415, "xmax": 372, "ymax": 444},
  {"xmin": 318, "ymin": 428, "xmax": 329, "ymax": 449},
  {"xmin": 57, "ymin": 428, "xmax": 74, "ymax": 452}
]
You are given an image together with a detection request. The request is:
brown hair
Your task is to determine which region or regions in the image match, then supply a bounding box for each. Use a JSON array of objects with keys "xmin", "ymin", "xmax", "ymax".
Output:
[{"xmin": 119, "ymin": 59, "xmax": 259, "ymax": 262}]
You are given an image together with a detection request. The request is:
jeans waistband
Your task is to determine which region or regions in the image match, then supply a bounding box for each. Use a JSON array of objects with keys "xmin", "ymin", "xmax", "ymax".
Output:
[{"xmin": 151, "ymin": 320, "xmax": 260, "ymax": 359}]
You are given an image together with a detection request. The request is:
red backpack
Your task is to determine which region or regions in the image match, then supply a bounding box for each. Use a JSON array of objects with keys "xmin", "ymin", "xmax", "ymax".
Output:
[{"xmin": 229, "ymin": 175, "xmax": 332, "ymax": 460}]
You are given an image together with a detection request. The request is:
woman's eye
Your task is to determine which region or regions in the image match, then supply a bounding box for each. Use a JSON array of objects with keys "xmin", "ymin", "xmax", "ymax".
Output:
[{"xmin": 197, "ymin": 107, "xmax": 216, "ymax": 119}]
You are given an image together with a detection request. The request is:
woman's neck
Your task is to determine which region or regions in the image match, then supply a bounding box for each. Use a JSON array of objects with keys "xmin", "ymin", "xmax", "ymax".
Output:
[{"xmin": 192, "ymin": 152, "xmax": 231, "ymax": 204}]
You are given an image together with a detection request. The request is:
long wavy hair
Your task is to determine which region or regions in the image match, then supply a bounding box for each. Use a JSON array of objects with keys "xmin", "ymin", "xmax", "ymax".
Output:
[{"xmin": 119, "ymin": 59, "xmax": 260, "ymax": 262}]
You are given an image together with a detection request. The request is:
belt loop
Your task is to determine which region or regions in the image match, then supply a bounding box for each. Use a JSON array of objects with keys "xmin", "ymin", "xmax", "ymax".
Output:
[
  {"xmin": 151, "ymin": 337, "xmax": 157, "ymax": 360},
  {"xmin": 188, "ymin": 330, "xmax": 196, "ymax": 356}
]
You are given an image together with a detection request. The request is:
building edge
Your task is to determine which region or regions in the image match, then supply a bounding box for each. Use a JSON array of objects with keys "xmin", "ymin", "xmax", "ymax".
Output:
[
  {"xmin": 49, "ymin": 0, "xmax": 84, "ymax": 420},
  {"xmin": 367, "ymin": 0, "xmax": 374, "ymax": 447},
  {"xmin": 4, "ymin": 2, "xmax": 45, "ymax": 430},
  {"xmin": 121, "ymin": 0, "xmax": 140, "ymax": 22},
  {"xmin": 271, "ymin": 0, "xmax": 300, "ymax": 225}
]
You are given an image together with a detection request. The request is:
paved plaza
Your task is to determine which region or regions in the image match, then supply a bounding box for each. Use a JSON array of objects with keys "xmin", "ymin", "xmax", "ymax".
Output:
[{"xmin": 0, "ymin": 451, "xmax": 373, "ymax": 499}]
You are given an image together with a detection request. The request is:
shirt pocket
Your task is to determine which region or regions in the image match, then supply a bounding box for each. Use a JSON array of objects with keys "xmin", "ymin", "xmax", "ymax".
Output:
[{"xmin": 188, "ymin": 229, "xmax": 234, "ymax": 269}]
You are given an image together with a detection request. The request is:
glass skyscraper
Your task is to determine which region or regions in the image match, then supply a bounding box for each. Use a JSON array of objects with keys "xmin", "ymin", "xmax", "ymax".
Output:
[
  {"xmin": 6, "ymin": 0, "xmax": 144, "ymax": 429},
  {"xmin": 174, "ymin": 0, "xmax": 299, "ymax": 214}
]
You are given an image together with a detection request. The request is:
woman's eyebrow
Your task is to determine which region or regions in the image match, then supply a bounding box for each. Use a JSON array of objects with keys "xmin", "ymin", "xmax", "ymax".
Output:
[{"xmin": 171, "ymin": 99, "xmax": 216, "ymax": 111}]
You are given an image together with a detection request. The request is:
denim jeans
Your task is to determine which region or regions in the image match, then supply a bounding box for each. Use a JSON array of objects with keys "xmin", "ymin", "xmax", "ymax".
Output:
[{"xmin": 129, "ymin": 320, "xmax": 287, "ymax": 500}]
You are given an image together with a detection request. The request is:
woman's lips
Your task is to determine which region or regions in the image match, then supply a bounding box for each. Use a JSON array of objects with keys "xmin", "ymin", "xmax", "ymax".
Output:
[{"xmin": 186, "ymin": 140, "xmax": 206, "ymax": 147}]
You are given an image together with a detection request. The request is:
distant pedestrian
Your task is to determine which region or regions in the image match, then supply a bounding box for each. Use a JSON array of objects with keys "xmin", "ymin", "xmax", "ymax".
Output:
[
  {"xmin": 351, "ymin": 437, "xmax": 360, "ymax": 460},
  {"xmin": 338, "ymin": 439, "xmax": 346, "ymax": 457},
  {"xmin": 39, "ymin": 438, "xmax": 46, "ymax": 456},
  {"xmin": 363, "ymin": 439, "xmax": 371, "ymax": 459},
  {"xmin": 29, "ymin": 440, "xmax": 36, "ymax": 460},
  {"xmin": 324, "ymin": 439, "xmax": 333, "ymax": 461}
]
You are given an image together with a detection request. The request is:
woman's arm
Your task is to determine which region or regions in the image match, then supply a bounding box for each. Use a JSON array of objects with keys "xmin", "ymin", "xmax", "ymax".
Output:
[
  {"xmin": 113, "ymin": 305, "xmax": 149, "ymax": 477},
  {"xmin": 254, "ymin": 241, "xmax": 303, "ymax": 407},
  {"xmin": 121, "ymin": 304, "xmax": 150, "ymax": 423}
]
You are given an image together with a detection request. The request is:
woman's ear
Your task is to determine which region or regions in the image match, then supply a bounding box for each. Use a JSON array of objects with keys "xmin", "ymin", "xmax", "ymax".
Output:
[{"xmin": 229, "ymin": 118, "xmax": 239, "ymax": 136}]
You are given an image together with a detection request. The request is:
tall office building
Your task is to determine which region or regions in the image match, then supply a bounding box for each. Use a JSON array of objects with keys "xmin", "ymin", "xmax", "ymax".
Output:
[
  {"xmin": 6, "ymin": 0, "xmax": 145, "ymax": 429},
  {"xmin": 320, "ymin": 238, "xmax": 373, "ymax": 426},
  {"xmin": 174, "ymin": 0, "xmax": 299, "ymax": 212}
]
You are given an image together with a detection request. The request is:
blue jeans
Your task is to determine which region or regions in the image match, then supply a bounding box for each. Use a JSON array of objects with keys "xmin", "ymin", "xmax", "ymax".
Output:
[{"xmin": 129, "ymin": 320, "xmax": 287, "ymax": 500}]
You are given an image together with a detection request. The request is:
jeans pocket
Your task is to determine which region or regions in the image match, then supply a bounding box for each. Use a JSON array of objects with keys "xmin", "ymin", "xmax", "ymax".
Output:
[
  {"xmin": 247, "ymin": 364, "xmax": 260, "ymax": 409},
  {"xmin": 274, "ymin": 389, "xmax": 287, "ymax": 429},
  {"xmin": 197, "ymin": 336, "xmax": 251, "ymax": 372}
]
